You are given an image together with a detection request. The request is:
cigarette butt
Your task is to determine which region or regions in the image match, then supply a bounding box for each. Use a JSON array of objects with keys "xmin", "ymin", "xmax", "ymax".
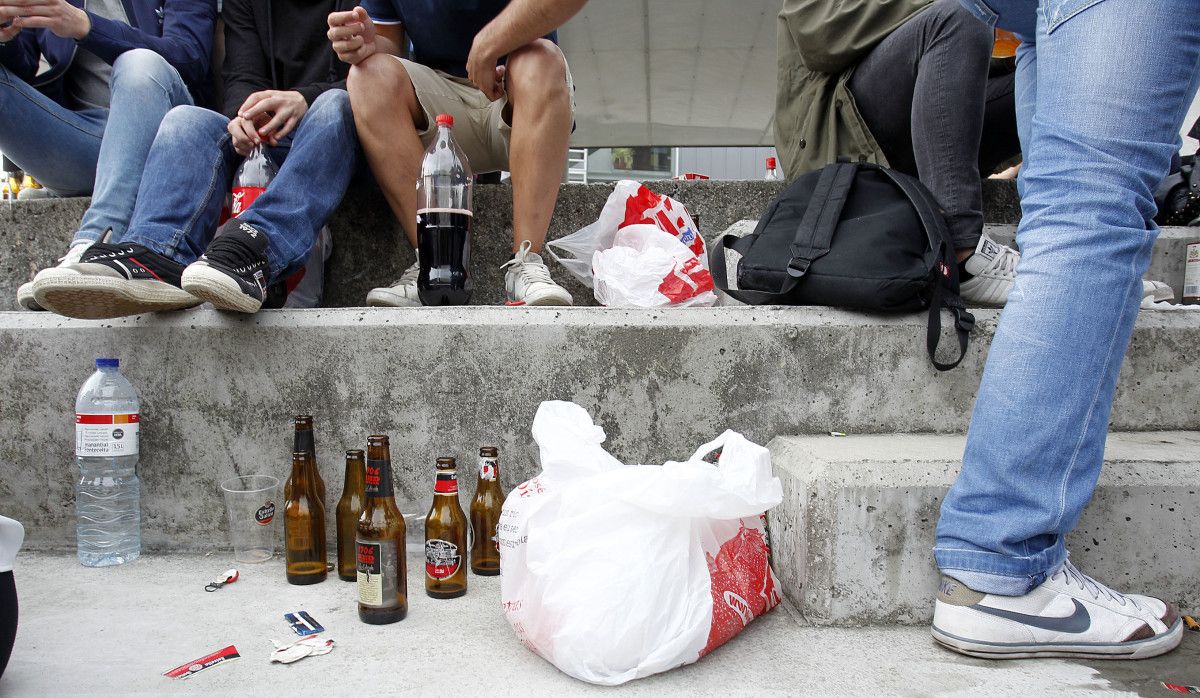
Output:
[
  {"xmin": 1184, "ymin": 615, "xmax": 1199, "ymax": 631},
  {"xmin": 829, "ymin": 431, "xmax": 846, "ymax": 437}
]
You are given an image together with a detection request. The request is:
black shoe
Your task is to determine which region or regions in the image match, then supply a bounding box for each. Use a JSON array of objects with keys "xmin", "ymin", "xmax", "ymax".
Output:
[
  {"xmin": 181, "ymin": 220, "xmax": 271, "ymax": 313},
  {"xmin": 30, "ymin": 242, "xmax": 199, "ymax": 319}
]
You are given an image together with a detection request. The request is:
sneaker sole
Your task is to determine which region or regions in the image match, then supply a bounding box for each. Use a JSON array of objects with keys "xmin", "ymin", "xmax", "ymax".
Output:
[
  {"xmin": 32, "ymin": 270, "xmax": 201, "ymax": 319},
  {"xmin": 932, "ymin": 619, "xmax": 1184, "ymax": 660},
  {"xmin": 517, "ymin": 287, "xmax": 574, "ymax": 307},
  {"xmin": 16, "ymin": 281, "xmax": 44, "ymax": 312},
  {"xmin": 366, "ymin": 288, "xmax": 422, "ymax": 308},
  {"xmin": 181, "ymin": 266, "xmax": 263, "ymax": 314}
]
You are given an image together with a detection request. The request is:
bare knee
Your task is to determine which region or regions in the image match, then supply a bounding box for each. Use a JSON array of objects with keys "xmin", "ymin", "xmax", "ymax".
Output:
[
  {"xmin": 348, "ymin": 53, "xmax": 422, "ymax": 125},
  {"xmin": 505, "ymin": 38, "xmax": 569, "ymax": 104}
]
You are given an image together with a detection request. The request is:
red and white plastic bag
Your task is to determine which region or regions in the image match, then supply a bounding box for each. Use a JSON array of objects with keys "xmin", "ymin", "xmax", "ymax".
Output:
[
  {"xmin": 547, "ymin": 181, "xmax": 716, "ymax": 307},
  {"xmin": 499, "ymin": 401, "xmax": 783, "ymax": 686}
]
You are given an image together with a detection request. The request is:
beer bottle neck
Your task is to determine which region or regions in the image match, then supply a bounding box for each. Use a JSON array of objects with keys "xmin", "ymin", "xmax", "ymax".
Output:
[
  {"xmin": 434, "ymin": 469, "xmax": 459, "ymax": 496},
  {"xmin": 364, "ymin": 457, "xmax": 395, "ymax": 499},
  {"xmin": 294, "ymin": 428, "xmax": 314, "ymax": 456}
]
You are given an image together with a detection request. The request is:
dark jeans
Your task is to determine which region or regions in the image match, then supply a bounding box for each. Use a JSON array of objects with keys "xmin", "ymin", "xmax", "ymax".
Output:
[{"xmin": 849, "ymin": 0, "xmax": 1021, "ymax": 250}]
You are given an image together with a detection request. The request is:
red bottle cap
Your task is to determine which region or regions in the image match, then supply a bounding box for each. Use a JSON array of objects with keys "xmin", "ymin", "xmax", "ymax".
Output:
[
  {"xmin": 436, "ymin": 114, "xmax": 454, "ymax": 127},
  {"xmin": 766, "ymin": 157, "xmax": 777, "ymax": 169}
]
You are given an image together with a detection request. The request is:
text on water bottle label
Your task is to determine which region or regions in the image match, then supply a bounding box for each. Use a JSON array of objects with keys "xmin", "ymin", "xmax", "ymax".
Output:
[{"xmin": 75, "ymin": 413, "xmax": 140, "ymax": 457}]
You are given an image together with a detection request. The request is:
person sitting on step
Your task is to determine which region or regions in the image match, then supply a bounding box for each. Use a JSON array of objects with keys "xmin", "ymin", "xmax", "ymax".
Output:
[
  {"xmin": 775, "ymin": 0, "xmax": 1022, "ymax": 306},
  {"xmin": 31, "ymin": 0, "xmax": 359, "ymax": 319},
  {"xmin": 3, "ymin": 0, "xmax": 216, "ymax": 312},
  {"xmin": 328, "ymin": 0, "xmax": 585, "ymax": 307}
]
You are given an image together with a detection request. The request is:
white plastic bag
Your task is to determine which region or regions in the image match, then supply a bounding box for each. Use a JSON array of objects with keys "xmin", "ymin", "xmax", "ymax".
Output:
[
  {"xmin": 499, "ymin": 401, "xmax": 783, "ymax": 686},
  {"xmin": 547, "ymin": 180, "xmax": 706, "ymax": 290},
  {"xmin": 592, "ymin": 224, "xmax": 717, "ymax": 307}
]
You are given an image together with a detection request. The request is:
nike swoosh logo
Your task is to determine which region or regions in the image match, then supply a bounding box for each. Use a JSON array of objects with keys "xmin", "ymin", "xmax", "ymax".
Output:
[{"xmin": 970, "ymin": 599, "xmax": 1091, "ymax": 633}]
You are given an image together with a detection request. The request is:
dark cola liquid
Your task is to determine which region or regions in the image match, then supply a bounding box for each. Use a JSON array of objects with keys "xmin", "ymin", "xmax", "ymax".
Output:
[{"xmin": 417, "ymin": 208, "xmax": 473, "ymax": 306}]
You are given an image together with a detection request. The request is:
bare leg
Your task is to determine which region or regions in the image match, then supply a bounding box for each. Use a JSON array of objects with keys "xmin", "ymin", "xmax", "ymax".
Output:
[
  {"xmin": 347, "ymin": 53, "xmax": 427, "ymax": 248},
  {"xmin": 502, "ymin": 39, "xmax": 573, "ymax": 254}
]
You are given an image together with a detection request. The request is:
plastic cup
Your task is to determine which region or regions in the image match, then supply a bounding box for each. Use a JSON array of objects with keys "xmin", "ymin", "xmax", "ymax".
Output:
[{"xmin": 219, "ymin": 475, "xmax": 280, "ymax": 563}]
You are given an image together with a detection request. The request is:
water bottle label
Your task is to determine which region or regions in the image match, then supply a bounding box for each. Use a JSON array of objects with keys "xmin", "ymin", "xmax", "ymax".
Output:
[{"xmin": 75, "ymin": 413, "xmax": 139, "ymax": 457}]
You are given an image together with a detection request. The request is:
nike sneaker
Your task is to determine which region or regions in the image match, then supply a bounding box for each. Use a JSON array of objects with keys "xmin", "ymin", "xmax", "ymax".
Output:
[
  {"xmin": 959, "ymin": 233, "xmax": 1019, "ymax": 307},
  {"xmin": 502, "ymin": 240, "xmax": 572, "ymax": 306},
  {"xmin": 31, "ymin": 242, "xmax": 199, "ymax": 319},
  {"xmin": 933, "ymin": 558, "xmax": 1182, "ymax": 659},
  {"xmin": 366, "ymin": 258, "xmax": 422, "ymax": 307},
  {"xmin": 181, "ymin": 220, "xmax": 271, "ymax": 313}
]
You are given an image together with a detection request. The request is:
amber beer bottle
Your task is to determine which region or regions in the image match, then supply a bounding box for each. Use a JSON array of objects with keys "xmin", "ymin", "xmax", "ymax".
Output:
[
  {"xmin": 291, "ymin": 415, "xmax": 326, "ymax": 508},
  {"xmin": 469, "ymin": 447, "xmax": 504, "ymax": 576},
  {"xmin": 356, "ymin": 436, "xmax": 407, "ymax": 623},
  {"xmin": 336, "ymin": 449, "xmax": 367, "ymax": 582},
  {"xmin": 284, "ymin": 450, "xmax": 327, "ymax": 585},
  {"xmin": 425, "ymin": 457, "xmax": 468, "ymax": 598}
]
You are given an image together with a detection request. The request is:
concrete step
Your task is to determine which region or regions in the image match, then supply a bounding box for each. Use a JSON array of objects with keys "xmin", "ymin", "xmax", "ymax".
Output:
[
  {"xmin": 4, "ymin": 306, "xmax": 1197, "ymax": 551},
  {"xmin": 768, "ymin": 431, "xmax": 1200, "ymax": 627},
  {"xmin": 4, "ymin": 553, "xmax": 1197, "ymax": 694},
  {"xmin": 0, "ymin": 180, "xmax": 1029, "ymax": 311}
]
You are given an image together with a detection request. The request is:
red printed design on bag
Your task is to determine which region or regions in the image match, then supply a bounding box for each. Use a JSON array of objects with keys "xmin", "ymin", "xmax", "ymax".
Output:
[
  {"xmin": 658, "ymin": 257, "xmax": 715, "ymax": 304},
  {"xmin": 621, "ymin": 185, "xmax": 704, "ymax": 257},
  {"xmin": 700, "ymin": 523, "xmax": 781, "ymax": 657},
  {"xmin": 230, "ymin": 186, "xmax": 266, "ymax": 217}
]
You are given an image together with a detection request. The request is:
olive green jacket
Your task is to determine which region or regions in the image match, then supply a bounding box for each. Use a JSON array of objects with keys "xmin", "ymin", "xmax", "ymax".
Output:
[{"xmin": 774, "ymin": 0, "xmax": 933, "ymax": 180}]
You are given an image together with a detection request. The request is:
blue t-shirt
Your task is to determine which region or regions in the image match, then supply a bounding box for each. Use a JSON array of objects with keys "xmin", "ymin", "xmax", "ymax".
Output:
[{"xmin": 362, "ymin": 0, "xmax": 556, "ymax": 78}]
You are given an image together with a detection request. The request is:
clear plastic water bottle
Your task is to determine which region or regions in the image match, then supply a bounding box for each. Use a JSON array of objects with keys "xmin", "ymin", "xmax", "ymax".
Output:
[
  {"xmin": 764, "ymin": 156, "xmax": 782, "ymax": 181},
  {"xmin": 75, "ymin": 358, "xmax": 141, "ymax": 567}
]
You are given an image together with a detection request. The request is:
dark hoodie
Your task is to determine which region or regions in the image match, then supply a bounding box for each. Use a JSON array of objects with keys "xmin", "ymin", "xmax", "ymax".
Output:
[{"xmin": 221, "ymin": 0, "xmax": 350, "ymax": 120}]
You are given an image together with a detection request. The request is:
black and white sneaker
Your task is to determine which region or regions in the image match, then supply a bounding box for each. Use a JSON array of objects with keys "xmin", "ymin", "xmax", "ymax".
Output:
[
  {"xmin": 181, "ymin": 220, "xmax": 271, "ymax": 313},
  {"xmin": 31, "ymin": 242, "xmax": 199, "ymax": 319}
]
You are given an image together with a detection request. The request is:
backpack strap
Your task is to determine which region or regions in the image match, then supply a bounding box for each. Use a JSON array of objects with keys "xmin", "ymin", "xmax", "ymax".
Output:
[
  {"xmin": 874, "ymin": 167, "xmax": 975, "ymax": 371},
  {"xmin": 709, "ymin": 162, "xmax": 857, "ymax": 305}
]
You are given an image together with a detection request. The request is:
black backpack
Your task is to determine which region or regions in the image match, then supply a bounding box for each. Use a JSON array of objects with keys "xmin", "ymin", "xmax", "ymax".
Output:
[{"xmin": 710, "ymin": 160, "xmax": 975, "ymax": 371}]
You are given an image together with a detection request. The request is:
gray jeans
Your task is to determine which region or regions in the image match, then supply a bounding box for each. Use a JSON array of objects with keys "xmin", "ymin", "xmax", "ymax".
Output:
[{"xmin": 849, "ymin": 0, "xmax": 1020, "ymax": 250}]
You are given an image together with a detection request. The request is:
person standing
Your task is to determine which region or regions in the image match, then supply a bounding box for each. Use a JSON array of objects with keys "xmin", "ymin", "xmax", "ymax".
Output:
[
  {"xmin": 327, "ymin": 0, "xmax": 585, "ymax": 307},
  {"xmin": 932, "ymin": 0, "xmax": 1196, "ymax": 658},
  {"xmin": 31, "ymin": 0, "xmax": 359, "ymax": 318},
  {"xmin": 1, "ymin": 0, "xmax": 216, "ymax": 311}
]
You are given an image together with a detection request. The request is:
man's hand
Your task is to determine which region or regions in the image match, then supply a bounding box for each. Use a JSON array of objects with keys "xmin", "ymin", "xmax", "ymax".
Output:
[
  {"xmin": 0, "ymin": 0, "xmax": 90, "ymax": 40},
  {"xmin": 239, "ymin": 90, "xmax": 308, "ymax": 146},
  {"xmin": 227, "ymin": 115, "xmax": 262, "ymax": 157},
  {"xmin": 0, "ymin": 20, "xmax": 22, "ymax": 43},
  {"xmin": 466, "ymin": 30, "xmax": 506, "ymax": 101},
  {"xmin": 327, "ymin": 6, "xmax": 375, "ymax": 65}
]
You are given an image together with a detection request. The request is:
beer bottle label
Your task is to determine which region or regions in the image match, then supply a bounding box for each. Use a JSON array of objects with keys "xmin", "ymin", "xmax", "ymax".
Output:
[
  {"xmin": 357, "ymin": 539, "xmax": 400, "ymax": 608},
  {"xmin": 75, "ymin": 413, "xmax": 140, "ymax": 457},
  {"xmin": 365, "ymin": 459, "xmax": 394, "ymax": 497},
  {"xmin": 434, "ymin": 471, "xmax": 458, "ymax": 495},
  {"xmin": 425, "ymin": 539, "xmax": 462, "ymax": 580},
  {"xmin": 479, "ymin": 458, "xmax": 498, "ymax": 482}
]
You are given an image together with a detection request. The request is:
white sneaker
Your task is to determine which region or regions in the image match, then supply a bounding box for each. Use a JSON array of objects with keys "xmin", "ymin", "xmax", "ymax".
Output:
[
  {"xmin": 16, "ymin": 240, "xmax": 92, "ymax": 311},
  {"xmin": 502, "ymin": 240, "xmax": 572, "ymax": 306},
  {"xmin": 366, "ymin": 260, "xmax": 422, "ymax": 307},
  {"xmin": 959, "ymin": 233, "xmax": 1019, "ymax": 307},
  {"xmin": 932, "ymin": 559, "xmax": 1182, "ymax": 660}
]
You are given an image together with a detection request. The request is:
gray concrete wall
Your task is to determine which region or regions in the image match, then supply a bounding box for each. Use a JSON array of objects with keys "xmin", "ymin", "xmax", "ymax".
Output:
[
  {"xmin": 0, "ymin": 180, "xmax": 1025, "ymax": 310},
  {"xmin": 1, "ymin": 306, "xmax": 1196, "ymax": 552},
  {"xmin": 769, "ymin": 432, "xmax": 1200, "ymax": 626}
]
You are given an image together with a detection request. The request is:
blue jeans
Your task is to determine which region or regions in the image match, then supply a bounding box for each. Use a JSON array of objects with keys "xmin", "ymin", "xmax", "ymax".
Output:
[
  {"xmin": 0, "ymin": 49, "xmax": 192, "ymax": 244},
  {"xmin": 935, "ymin": 0, "xmax": 1200, "ymax": 595},
  {"xmin": 121, "ymin": 89, "xmax": 359, "ymax": 282}
]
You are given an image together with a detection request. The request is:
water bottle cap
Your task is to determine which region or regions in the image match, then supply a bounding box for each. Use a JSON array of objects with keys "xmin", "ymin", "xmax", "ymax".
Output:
[
  {"xmin": 96, "ymin": 358, "xmax": 119, "ymax": 368},
  {"xmin": 436, "ymin": 114, "xmax": 454, "ymax": 128},
  {"xmin": 767, "ymin": 157, "xmax": 777, "ymax": 168}
]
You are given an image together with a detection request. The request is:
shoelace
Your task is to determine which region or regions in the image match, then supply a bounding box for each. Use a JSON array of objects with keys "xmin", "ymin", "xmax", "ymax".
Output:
[
  {"xmin": 1053, "ymin": 558, "xmax": 1142, "ymax": 610},
  {"xmin": 205, "ymin": 234, "xmax": 264, "ymax": 274},
  {"xmin": 984, "ymin": 245, "xmax": 1020, "ymax": 279},
  {"xmin": 501, "ymin": 240, "xmax": 554, "ymax": 286}
]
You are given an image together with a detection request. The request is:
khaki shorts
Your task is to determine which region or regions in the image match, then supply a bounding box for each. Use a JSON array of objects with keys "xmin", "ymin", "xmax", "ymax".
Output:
[{"xmin": 396, "ymin": 51, "xmax": 576, "ymax": 175}]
